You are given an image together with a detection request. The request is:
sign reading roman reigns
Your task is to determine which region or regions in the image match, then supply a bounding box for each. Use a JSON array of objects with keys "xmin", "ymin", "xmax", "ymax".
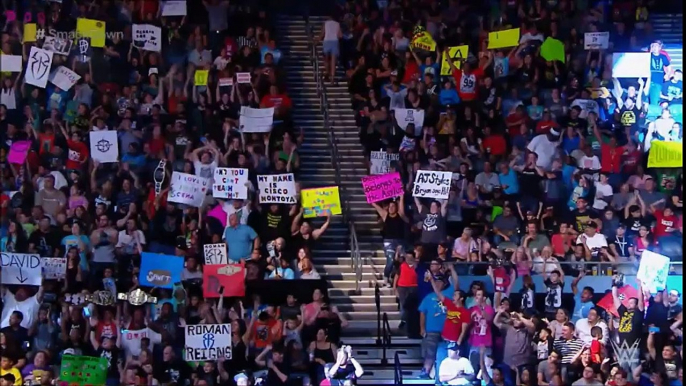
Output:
[
  {"xmin": 185, "ymin": 324, "xmax": 232, "ymax": 361},
  {"xmin": 257, "ymin": 174, "xmax": 297, "ymax": 204}
]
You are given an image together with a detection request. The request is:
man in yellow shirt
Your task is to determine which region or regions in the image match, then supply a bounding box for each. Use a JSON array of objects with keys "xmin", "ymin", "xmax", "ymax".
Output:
[{"xmin": 0, "ymin": 355, "xmax": 22, "ymax": 386}]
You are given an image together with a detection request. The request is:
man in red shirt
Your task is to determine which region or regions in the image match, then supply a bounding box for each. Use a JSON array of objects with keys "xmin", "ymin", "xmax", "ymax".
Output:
[
  {"xmin": 653, "ymin": 206, "xmax": 678, "ymax": 239},
  {"xmin": 65, "ymin": 131, "xmax": 89, "ymax": 171},
  {"xmin": 443, "ymin": 49, "xmax": 485, "ymax": 103},
  {"xmin": 482, "ymin": 126, "xmax": 507, "ymax": 158},
  {"xmin": 536, "ymin": 110, "xmax": 559, "ymax": 134},
  {"xmin": 592, "ymin": 124, "xmax": 624, "ymax": 181},
  {"xmin": 429, "ymin": 266, "xmax": 469, "ymax": 345},
  {"xmin": 260, "ymin": 85, "xmax": 292, "ymax": 118}
]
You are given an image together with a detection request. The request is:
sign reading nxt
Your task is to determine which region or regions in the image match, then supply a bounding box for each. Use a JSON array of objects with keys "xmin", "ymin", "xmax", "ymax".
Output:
[{"xmin": 184, "ymin": 324, "xmax": 232, "ymax": 361}]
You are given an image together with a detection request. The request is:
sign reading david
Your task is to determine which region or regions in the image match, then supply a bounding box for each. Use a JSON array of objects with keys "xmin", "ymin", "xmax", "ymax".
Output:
[
  {"xmin": 185, "ymin": 324, "xmax": 232, "ymax": 361},
  {"xmin": 1, "ymin": 253, "xmax": 42, "ymax": 286}
]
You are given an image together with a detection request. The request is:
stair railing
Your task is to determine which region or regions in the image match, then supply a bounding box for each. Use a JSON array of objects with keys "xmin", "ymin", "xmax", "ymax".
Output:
[
  {"xmin": 305, "ymin": 16, "xmax": 362, "ymax": 293},
  {"xmin": 374, "ymin": 283, "xmax": 382, "ymax": 345},
  {"xmin": 381, "ymin": 312, "xmax": 392, "ymax": 366},
  {"xmin": 394, "ymin": 351, "xmax": 403, "ymax": 385}
]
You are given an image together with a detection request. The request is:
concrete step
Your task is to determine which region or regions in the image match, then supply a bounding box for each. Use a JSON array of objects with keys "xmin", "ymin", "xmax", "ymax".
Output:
[
  {"xmin": 321, "ymin": 272, "xmax": 384, "ymax": 281},
  {"xmin": 342, "ymin": 310, "xmax": 400, "ymax": 321},
  {"xmin": 328, "ymin": 286, "xmax": 395, "ymax": 297},
  {"xmin": 329, "ymin": 294, "xmax": 396, "ymax": 305},
  {"xmin": 328, "ymin": 280, "xmax": 385, "ymax": 289},
  {"xmin": 335, "ymin": 302, "xmax": 397, "ymax": 313}
]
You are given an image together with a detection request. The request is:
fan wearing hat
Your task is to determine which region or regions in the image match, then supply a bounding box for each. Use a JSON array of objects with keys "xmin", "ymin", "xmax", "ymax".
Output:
[
  {"xmin": 527, "ymin": 123, "xmax": 562, "ymax": 170},
  {"xmin": 437, "ymin": 341, "xmax": 474, "ymax": 385}
]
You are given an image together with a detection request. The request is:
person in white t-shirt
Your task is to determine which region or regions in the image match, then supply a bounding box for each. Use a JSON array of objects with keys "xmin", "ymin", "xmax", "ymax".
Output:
[
  {"xmin": 120, "ymin": 320, "xmax": 163, "ymax": 358},
  {"xmin": 189, "ymin": 144, "xmax": 221, "ymax": 181},
  {"xmin": 577, "ymin": 224, "xmax": 611, "ymax": 261},
  {"xmin": 593, "ymin": 173, "xmax": 614, "ymax": 211},
  {"xmin": 438, "ymin": 342, "xmax": 475, "ymax": 385},
  {"xmin": 1, "ymin": 286, "xmax": 44, "ymax": 329},
  {"xmin": 527, "ymin": 129, "xmax": 561, "ymax": 170}
]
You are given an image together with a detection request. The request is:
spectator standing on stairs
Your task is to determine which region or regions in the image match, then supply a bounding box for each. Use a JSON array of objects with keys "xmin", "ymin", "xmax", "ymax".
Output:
[
  {"xmin": 319, "ymin": 15, "xmax": 343, "ymax": 86},
  {"xmin": 371, "ymin": 195, "xmax": 410, "ymax": 286},
  {"xmin": 414, "ymin": 197, "xmax": 449, "ymax": 260}
]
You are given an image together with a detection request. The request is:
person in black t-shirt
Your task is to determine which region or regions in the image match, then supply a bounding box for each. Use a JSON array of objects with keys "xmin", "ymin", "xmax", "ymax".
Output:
[
  {"xmin": 569, "ymin": 198, "xmax": 601, "ymax": 234},
  {"xmin": 647, "ymin": 334, "xmax": 682, "ymax": 384},
  {"xmin": 93, "ymin": 335, "xmax": 122, "ymax": 385},
  {"xmin": 611, "ymin": 279, "xmax": 644, "ymax": 375},
  {"xmin": 154, "ymin": 345, "xmax": 190, "ymax": 385}
]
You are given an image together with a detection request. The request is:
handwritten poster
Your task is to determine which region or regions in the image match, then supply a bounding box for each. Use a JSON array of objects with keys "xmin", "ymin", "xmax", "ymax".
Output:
[
  {"xmin": 185, "ymin": 324, "xmax": 232, "ymax": 361},
  {"xmin": 239, "ymin": 106, "xmax": 275, "ymax": 133},
  {"xmin": 132, "ymin": 24, "xmax": 162, "ymax": 52},
  {"xmin": 212, "ymin": 168, "xmax": 248, "ymax": 199},
  {"xmin": 257, "ymin": 174, "xmax": 297, "ymax": 204},
  {"xmin": 302, "ymin": 186, "xmax": 342, "ymax": 218},
  {"xmin": 370, "ymin": 151, "xmax": 400, "ymax": 175},
  {"xmin": 413, "ymin": 170, "xmax": 452, "ymax": 199},
  {"xmin": 168, "ymin": 172, "xmax": 209, "ymax": 207},
  {"xmin": 49, "ymin": 66, "xmax": 81, "ymax": 91},
  {"xmin": 362, "ymin": 173, "xmax": 403, "ymax": 203},
  {"xmin": 584, "ymin": 32, "xmax": 609, "ymax": 50},
  {"xmin": 637, "ymin": 250, "xmax": 671, "ymax": 293},
  {"xmin": 59, "ymin": 355, "xmax": 107, "ymax": 385},
  {"xmin": 0, "ymin": 252, "xmax": 42, "ymax": 286},
  {"xmin": 42, "ymin": 257, "xmax": 67, "ymax": 280},
  {"xmin": 203, "ymin": 243, "xmax": 228, "ymax": 265}
]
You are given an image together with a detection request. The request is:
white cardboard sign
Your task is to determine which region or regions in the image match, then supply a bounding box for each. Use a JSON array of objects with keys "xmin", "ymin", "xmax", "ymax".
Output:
[
  {"xmin": 169, "ymin": 172, "xmax": 209, "ymax": 207},
  {"xmin": 49, "ymin": 66, "xmax": 81, "ymax": 91},
  {"xmin": 637, "ymin": 250, "xmax": 670, "ymax": 293},
  {"xmin": 412, "ymin": 170, "xmax": 452, "ymax": 199},
  {"xmin": 89, "ymin": 130, "xmax": 119, "ymax": 163},
  {"xmin": 394, "ymin": 108, "xmax": 425, "ymax": 136},
  {"xmin": 203, "ymin": 243, "xmax": 228, "ymax": 265},
  {"xmin": 42, "ymin": 257, "xmax": 67, "ymax": 280},
  {"xmin": 370, "ymin": 151, "xmax": 400, "ymax": 175},
  {"xmin": 236, "ymin": 72, "xmax": 251, "ymax": 84},
  {"xmin": 185, "ymin": 324, "xmax": 232, "ymax": 361},
  {"xmin": 0, "ymin": 55, "xmax": 23, "ymax": 72},
  {"xmin": 25, "ymin": 47, "xmax": 54, "ymax": 88},
  {"xmin": 239, "ymin": 106, "xmax": 275, "ymax": 133},
  {"xmin": 584, "ymin": 32, "xmax": 609, "ymax": 50},
  {"xmin": 212, "ymin": 168, "xmax": 249, "ymax": 199},
  {"xmin": 257, "ymin": 174, "xmax": 297, "ymax": 204},
  {"xmin": 1, "ymin": 252, "xmax": 42, "ymax": 286},
  {"xmin": 612, "ymin": 52, "xmax": 651, "ymax": 78},
  {"xmin": 133, "ymin": 24, "xmax": 162, "ymax": 52},
  {"xmin": 161, "ymin": 1, "xmax": 187, "ymax": 16},
  {"xmin": 42, "ymin": 36, "xmax": 73, "ymax": 55}
]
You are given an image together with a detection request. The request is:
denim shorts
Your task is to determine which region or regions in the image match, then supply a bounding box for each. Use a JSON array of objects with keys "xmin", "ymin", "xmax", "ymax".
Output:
[
  {"xmin": 323, "ymin": 40, "xmax": 340, "ymax": 56},
  {"xmin": 421, "ymin": 332, "xmax": 442, "ymax": 360}
]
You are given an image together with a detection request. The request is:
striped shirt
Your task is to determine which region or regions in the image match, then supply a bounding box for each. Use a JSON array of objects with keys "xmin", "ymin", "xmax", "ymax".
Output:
[
  {"xmin": 237, "ymin": 36, "xmax": 258, "ymax": 49},
  {"xmin": 553, "ymin": 337, "xmax": 585, "ymax": 364}
]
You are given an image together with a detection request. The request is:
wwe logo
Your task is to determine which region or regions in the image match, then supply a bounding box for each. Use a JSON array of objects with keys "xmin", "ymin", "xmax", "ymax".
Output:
[
  {"xmin": 36, "ymin": 28, "xmax": 45, "ymax": 39},
  {"xmin": 611, "ymin": 339, "xmax": 641, "ymax": 372}
]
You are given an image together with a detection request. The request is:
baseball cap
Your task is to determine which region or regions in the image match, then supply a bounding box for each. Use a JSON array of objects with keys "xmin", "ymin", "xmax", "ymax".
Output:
[
  {"xmin": 669, "ymin": 289, "xmax": 680, "ymax": 296},
  {"xmin": 447, "ymin": 342, "xmax": 459, "ymax": 351}
]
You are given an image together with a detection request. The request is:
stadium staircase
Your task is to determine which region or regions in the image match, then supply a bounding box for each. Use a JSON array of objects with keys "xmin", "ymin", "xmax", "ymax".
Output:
[
  {"xmin": 276, "ymin": 14, "xmax": 431, "ymax": 384},
  {"xmin": 650, "ymin": 13, "xmax": 683, "ymax": 71}
]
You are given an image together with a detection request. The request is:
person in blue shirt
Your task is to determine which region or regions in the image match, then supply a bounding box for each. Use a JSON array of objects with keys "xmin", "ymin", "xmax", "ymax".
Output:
[
  {"xmin": 223, "ymin": 213, "xmax": 259, "ymax": 262},
  {"xmin": 439, "ymin": 80, "xmax": 460, "ymax": 107},
  {"xmin": 267, "ymin": 257, "xmax": 295, "ymax": 280},
  {"xmin": 418, "ymin": 285, "xmax": 455, "ymax": 378},
  {"xmin": 61, "ymin": 221, "xmax": 91, "ymax": 272},
  {"xmin": 498, "ymin": 163, "xmax": 520, "ymax": 195},
  {"xmin": 571, "ymin": 271, "xmax": 595, "ymax": 323}
]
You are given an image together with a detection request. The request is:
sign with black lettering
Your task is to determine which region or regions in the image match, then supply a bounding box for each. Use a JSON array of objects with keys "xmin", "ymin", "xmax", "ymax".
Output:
[
  {"xmin": 203, "ymin": 243, "xmax": 228, "ymax": 265},
  {"xmin": 412, "ymin": 170, "xmax": 452, "ymax": 199},
  {"xmin": 0, "ymin": 252, "xmax": 42, "ymax": 285},
  {"xmin": 213, "ymin": 168, "xmax": 248, "ymax": 199},
  {"xmin": 257, "ymin": 173, "xmax": 297, "ymax": 204},
  {"xmin": 184, "ymin": 324, "xmax": 232, "ymax": 361}
]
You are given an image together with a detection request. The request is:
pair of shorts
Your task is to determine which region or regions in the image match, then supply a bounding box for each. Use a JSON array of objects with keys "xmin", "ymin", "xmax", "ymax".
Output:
[
  {"xmin": 323, "ymin": 40, "xmax": 340, "ymax": 57},
  {"xmin": 421, "ymin": 332, "xmax": 442, "ymax": 360}
]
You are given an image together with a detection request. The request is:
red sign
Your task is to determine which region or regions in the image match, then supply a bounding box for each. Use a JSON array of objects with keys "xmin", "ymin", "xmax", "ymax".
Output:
[
  {"xmin": 203, "ymin": 263, "xmax": 245, "ymax": 298},
  {"xmin": 596, "ymin": 285, "xmax": 639, "ymax": 318}
]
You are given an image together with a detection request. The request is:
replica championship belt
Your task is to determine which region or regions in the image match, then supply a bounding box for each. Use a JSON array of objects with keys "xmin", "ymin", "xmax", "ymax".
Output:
[
  {"xmin": 65, "ymin": 291, "xmax": 115, "ymax": 306},
  {"xmin": 118, "ymin": 288, "xmax": 158, "ymax": 306},
  {"xmin": 153, "ymin": 159, "xmax": 166, "ymax": 196}
]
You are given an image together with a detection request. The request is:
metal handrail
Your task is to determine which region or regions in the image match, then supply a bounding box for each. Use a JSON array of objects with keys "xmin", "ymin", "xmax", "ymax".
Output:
[
  {"xmin": 305, "ymin": 16, "xmax": 362, "ymax": 293},
  {"xmin": 381, "ymin": 312, "xmax": 392, "ymax": 366},
  {"xmin": 394, "ymin": 351, "xmax": 403, "ymax": 385},
  {"xmin": 375, "ymin": 283, "xmax": 382, "ymax": 345}
]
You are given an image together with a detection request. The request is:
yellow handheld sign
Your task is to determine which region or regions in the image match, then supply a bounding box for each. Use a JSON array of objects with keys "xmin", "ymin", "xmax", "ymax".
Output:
[
  {"xmin": 487, "ymin": 28, "xmax": 520, "ymax": 50},
  {"xmin": 440, "ymin": 45, "xmax": 469, "ymax": 76}
]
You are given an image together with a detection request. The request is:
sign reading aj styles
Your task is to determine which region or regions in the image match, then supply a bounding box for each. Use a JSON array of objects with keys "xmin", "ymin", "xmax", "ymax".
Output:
[{"xmin": 138, "ymin": 252, "xmax": 184, "ymax": 289}]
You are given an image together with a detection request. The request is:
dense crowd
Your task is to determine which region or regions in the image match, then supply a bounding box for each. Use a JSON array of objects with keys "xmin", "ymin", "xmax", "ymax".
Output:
[
  {"xmin": 326, "ymin": 0, "xmax": 682, "ymax": 385},
  {"xmin": 0, "ymin": 1, "xmax": 366, "ymax": 386}
]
